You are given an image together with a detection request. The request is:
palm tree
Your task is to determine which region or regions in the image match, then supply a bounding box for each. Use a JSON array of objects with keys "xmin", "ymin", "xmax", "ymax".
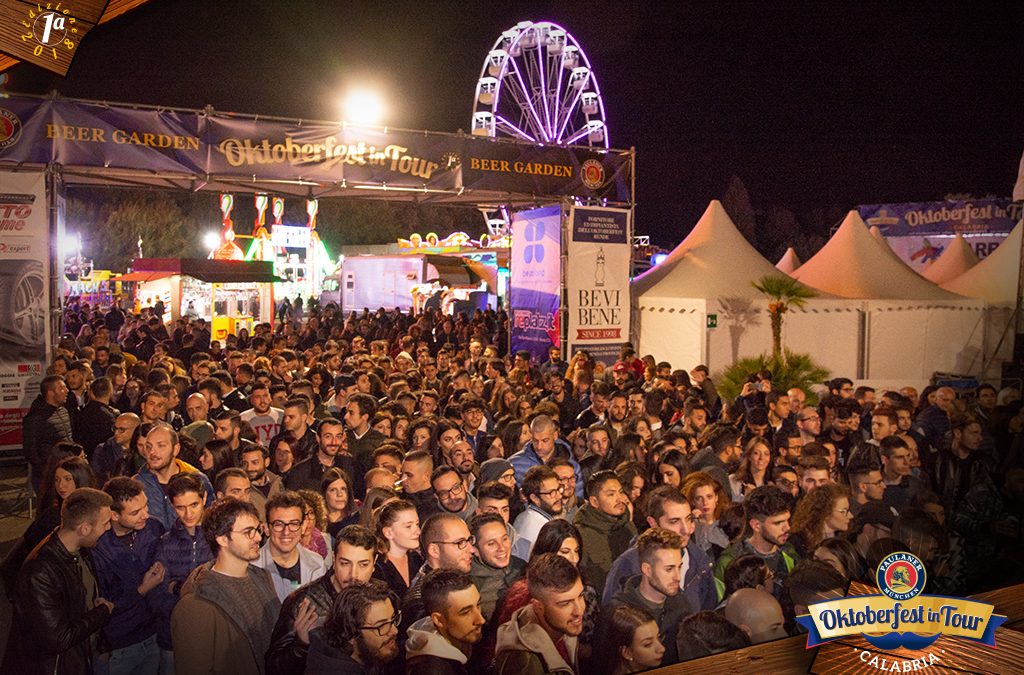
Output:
[{"xmin": 751, "ymin": 275, "xmax": 817, "ymax": 361}]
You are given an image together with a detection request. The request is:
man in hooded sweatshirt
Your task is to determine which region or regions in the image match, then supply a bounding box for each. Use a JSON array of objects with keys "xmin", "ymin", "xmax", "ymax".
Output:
[
  {"xmin": 406, "ymin": 569, "xmax": 487, "ymax": 675},
  {"xmin": 494, "ymin": 553, "xmax": 584, "ymax": 675},
  {"xmin": 572, "ymin": 470, "xmax": 637, "ymax": 594}
]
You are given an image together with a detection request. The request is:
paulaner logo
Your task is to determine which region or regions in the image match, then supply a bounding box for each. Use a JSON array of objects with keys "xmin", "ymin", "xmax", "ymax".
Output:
[{"xmin": 797, "ymin": 552, "xmax": 1007, "ymax": 653}]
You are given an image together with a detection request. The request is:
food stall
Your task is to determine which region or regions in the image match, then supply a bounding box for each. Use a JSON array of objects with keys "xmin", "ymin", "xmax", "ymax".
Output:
[{"xmin": 117, "ymin": 258, "xmax": 280, "ymax": 339}]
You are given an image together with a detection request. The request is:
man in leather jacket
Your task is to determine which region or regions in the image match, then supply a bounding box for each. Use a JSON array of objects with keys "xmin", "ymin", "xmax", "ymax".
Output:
[{"xmin": 8, "ymin": 488, "xmax": 114, "ymax": 675}]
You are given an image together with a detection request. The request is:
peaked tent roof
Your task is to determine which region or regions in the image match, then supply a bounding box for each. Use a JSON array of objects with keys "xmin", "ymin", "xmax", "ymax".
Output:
[
  {"xmin": 632, "ymin": 200, "xmax": 809, "ymax": 300},
  {"xmin": 921, "ymin": 233, "xmax": 980, "ymax": 284},
  {"xmin": 776, "ymin": 247, "xmax": 802, "ymax": 274},
  {"xmin": 942, "ymin": 222, "xmax": 1021, "ymax": 303},
  {"xmin": 869, "ymin": 226, "xmax": 909, "ymax": 265},
  {"xmin": 792, "ymin": 211, "xmax": 965, "ymax": 300}
]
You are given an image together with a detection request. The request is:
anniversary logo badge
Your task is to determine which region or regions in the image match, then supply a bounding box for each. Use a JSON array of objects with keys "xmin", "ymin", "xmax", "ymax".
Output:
[{"xmin": 797, "ymin": 551, "xmax": 1007, "ymax": 670}]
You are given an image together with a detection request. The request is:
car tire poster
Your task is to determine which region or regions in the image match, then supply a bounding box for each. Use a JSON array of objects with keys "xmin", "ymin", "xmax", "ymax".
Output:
[
  {"xmin": 566, "ymin": 206, "xmax": 631, "ymax": 365},
  {"xmin": 0, "ymin": 171, "xmax": 50, "ymax": 449}
]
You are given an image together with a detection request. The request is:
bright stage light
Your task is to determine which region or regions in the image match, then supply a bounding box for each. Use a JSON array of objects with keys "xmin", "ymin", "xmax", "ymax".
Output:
[
  {"xmin": 342, "ymin": 89, "xmax": 385, "ymax": 126},
  {"xmin": 203, "ymin": 231, "xmax": 221, "ymax": 250}
]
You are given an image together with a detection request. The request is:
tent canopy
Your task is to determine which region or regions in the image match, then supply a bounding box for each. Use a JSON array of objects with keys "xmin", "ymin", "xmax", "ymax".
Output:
[
  {"xmin": 776, "ymin": 247, "xmax": 802, "ymax": 274},
  {"xmin": 632, "ymin": 200, "xmax": 807, "ymax": 300},
  {"xmin": 869, "ymin": 225, "xmax": 909, "ymax": 265},
  {"xmin": 942, "ymin": 222, "xmax": 1022, "ymax": 303},
  {"xmin": 793, "ymin": 211, "xmax": 965, "ymax": 300},
  {"xmin": 921, "ymin": 233, "xmax": 980, "ymax": 284},
  {"xmin": 128, "ymin": 258, "xmax": 284, "ymax": 284}
]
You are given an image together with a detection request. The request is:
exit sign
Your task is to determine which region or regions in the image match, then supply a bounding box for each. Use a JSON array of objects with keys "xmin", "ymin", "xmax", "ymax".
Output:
[{"xmin": 707, "ymin": 314, "xmax": 717, "ymax": 329}]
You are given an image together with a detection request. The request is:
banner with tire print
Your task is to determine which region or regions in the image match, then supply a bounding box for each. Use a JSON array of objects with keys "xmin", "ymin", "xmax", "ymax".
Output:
[{"xmin": 0, "ymin": 171, "xmax": 49, "ymax": 449}]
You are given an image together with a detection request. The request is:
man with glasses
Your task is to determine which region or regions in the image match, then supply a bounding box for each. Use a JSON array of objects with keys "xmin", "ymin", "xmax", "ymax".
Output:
[
  {"xmin": 769, "ymin": 465, "xmax": 800, "ymax": 499},
  {"xmin": 511, "ymin": 465, "xmax": 564, "ymax": 561},
  {"xmin": 399, "ymin": 513, "xmax": 476, "ymax": 639},
  {"xmin": 796, "ymin": 407, "xmax": 821, "ymax": 445},
  {"xmin": 431, "ymin": 465, "xmax": 477, "ymax": 522},
  {"xmin": 268, "ymin": 524, "xmax": 379, "ymax": 675},
  {"xmin": 306, "ymin": 580, "xmax": 401, "ymax": 673},
  {"xmin": 91, "ymin": 411, "xmax": 140, "ymax": 485},
  {"xmin": 549, "ymin": 457, "xmax": 582, "ymax": 520},
  {"xmin": 172, "ymin": 498, "xmax": 281, "ymax": 675},
  {"xmin": 847, "ymin": 460, "xmax": 886, "ymax": 518},
  {"xmin": 254, "ymin": 491, "xmax": 329, "ymax": 602}
]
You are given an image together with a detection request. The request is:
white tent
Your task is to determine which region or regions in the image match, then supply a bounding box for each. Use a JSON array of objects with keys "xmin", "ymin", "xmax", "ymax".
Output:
[
  {"xmin": 632, "ymin": 201, "xmax": 860, "ymax": 376},
  {"xmin": 776, "ymin": 247, "xmax": 802, "ymax": 274},
  {"xmin": 942, "ymin": 222, "xmax": 1021, "ymax": 303},
  {"xmin": 941, "ymin": 223, "xmax": 1021, "ymax": 375},
  {"xmin": 790, "ymin": 211, "xmax": 988, "ymax": 381},
  {"xmin": 921, "ymin": 233, "xmax": 980, "ymax": 285},
  {"xmin": 794, "ymin": 212, "xmax": 965, "ymax": 300},
  {"xmin": 869, "ymin": 225, "xmax": 910, "ymax": 266}
]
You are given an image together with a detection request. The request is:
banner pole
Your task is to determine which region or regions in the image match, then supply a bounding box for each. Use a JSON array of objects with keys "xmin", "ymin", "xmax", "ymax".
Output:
[
  {"xmin": 561, "ymin": 197, "xmax": 571, "ymax": 354},
  {"xmin": 1013, "ymin": 204, "xmax": 1024, "ymax": 366}
]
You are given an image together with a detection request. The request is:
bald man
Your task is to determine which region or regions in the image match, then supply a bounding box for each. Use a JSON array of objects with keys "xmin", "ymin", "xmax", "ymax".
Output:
[
  {"xmin": 91, "ymin": 412, "xmax": 140, "ymax": 485},
  {"xmin": 180, "ymin": 392, "xmax": 214, "ymax": 449},
  {"xmin": 787, "ymin": 388, "xmax": 807, "ymax": 415},
  {"xmin": 724, "ymin": 588, "xmax": 788, "ymax": 644}
]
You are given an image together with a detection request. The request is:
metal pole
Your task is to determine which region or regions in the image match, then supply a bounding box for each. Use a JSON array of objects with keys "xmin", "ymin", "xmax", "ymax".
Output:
[{"xmin": 1013, "ymin": 204, "xmax": 1024, "ymax": 366}]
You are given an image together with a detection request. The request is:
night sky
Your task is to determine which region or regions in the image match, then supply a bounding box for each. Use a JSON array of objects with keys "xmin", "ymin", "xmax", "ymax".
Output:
[{"xmin": 6, "ymin": 1, "xmax": 1023, "ymax": 247}]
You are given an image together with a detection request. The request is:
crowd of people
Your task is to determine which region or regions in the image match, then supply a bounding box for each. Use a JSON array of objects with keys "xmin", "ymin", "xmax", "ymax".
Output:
[{"xmin": 3, "ymin": 298, "xmax": 1023, "ymax": 675}]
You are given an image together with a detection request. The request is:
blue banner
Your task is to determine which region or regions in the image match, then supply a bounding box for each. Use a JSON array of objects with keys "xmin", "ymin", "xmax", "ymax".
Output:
[
  {"xmin": 0, "ymin": 95, "xmax": 631, "ymax": 202},
  {"xmin": 858, "ymin": 199, "xmax": 1020, "ymax": 237},
  {"xmin": 510, "ymin": 205, "xmax": 561, "ymax": 362}
]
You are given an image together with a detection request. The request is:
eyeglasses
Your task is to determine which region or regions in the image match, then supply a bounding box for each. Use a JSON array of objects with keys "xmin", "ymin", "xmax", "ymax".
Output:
[
  {"xmin": 435, "ymin": 535, "xmax": 476, "ymax": 550},
  {"xmin": 231, "ymin": 526, "xmax": 261, "ymax": 540},
  {"xmin": 538, "ymin": 486, "xmax": 564, "ymax": 498},
  {"xmin": 270, "ymin": 520, "xmax": 303, "ymax": 533},
  {"xmin": 799, "ymin": 415, "xmax": 820, "ymax": 422},
  {"xmin": 113, "ymin": 426, "xmax": 133, "ymax": 433},
  {"xmin": 435, "ymin": 482, "xmax": 466, "ymax": 499},
  {"xmin": 775, "ymin": 478, "xmax": 796, "ymax": 488},
  {"xmin": 362, "ymin": 610, "xmax": 401, "ymax": 635},
  {"xmin": 833, "ymin": 507, "xmax": 851, "ymax": 516}
]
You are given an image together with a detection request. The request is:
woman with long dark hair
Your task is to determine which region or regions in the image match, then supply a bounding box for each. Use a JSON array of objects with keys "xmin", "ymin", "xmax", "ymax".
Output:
[
  {"xmin": 198, "ymin": 439, "xmax": 234, "ymax": 484},
  {"xmin": 592, "ymin": 605, "xmax": 665, "ymax": 675},
  {"xmin": 1, "ymin": 456, "xmax": 96, "ymax": 592},
  {"xmin": 321, "ymin": 467, "xmax": 358, "ymax": 539}
]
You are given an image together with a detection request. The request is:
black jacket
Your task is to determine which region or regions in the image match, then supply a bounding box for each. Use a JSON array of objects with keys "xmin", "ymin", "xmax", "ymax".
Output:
[
  {"xmin": 266, "ymin": 572, "xmax": 338, "ymax": 675},
  {"xmin": 23, "ymin": 395, "xmax": 73, "ymax": 471},
  {"xmin": 283, "ymin": 453, "xmax": 357, "ymax": 493},
  {"xmin": 75, "ymin": 400, "xmax": 119, "ymax": 459},
  {"xmin": 8, "ymin": 533, "xmax": 111, "ymax": 675}
]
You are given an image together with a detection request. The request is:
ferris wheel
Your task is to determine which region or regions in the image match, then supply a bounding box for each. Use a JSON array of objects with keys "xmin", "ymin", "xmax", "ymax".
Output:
[{"xmin": 471, "ymin": 20, "xmax": 609, "ymax": 148}]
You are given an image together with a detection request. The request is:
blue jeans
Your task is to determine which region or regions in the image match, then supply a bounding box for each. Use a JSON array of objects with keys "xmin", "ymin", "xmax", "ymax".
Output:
[{"xmin": 94, "ymin": 634, "xmax": 160, "ymax": 675}]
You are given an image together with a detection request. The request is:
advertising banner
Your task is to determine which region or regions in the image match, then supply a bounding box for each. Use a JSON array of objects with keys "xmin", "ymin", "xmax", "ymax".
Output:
[
  {"xmin": 510, "ymin": 205, "xmax": 561, "ymax": 362},
  {"xmin": 566, "ymin": 206, "xmax": 631, "ymax": 365},
  {"xmin": 0, "ymin": 96, "xmax": 631, "ymax": 203},
  {"xmin": 858, "ymin": 199, "xmax": 1021, "ymax": 272},
  {"xmin": 0, "ymin": 171, "xmax": 50, "ymax": 449}
]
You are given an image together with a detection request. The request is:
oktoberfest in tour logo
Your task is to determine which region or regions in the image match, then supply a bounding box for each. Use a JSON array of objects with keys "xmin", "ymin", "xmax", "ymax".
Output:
[{"xmin": 797, "ymin": 551, "xmax": 1006, "ymax": 660}]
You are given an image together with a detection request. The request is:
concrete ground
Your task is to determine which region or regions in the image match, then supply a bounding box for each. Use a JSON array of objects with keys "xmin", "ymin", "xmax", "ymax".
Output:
[{"xmin": 0, "ymin": 462, "xmax": 35, "ymax": 664}]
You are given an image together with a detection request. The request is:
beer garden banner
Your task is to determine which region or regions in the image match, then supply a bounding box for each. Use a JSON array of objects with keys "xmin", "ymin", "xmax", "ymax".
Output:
[
  {"xmin": 0, "ymin": 94, "xmax": 632, "ymax": 204},
  {"xmin": 858, "ymin": 198, "xmax": 1021, "ymax": 273},
  {"xmin": 566, "ymin": 206, "xmax": 631, "ymax": 365},
  {"xmin": 0, "ymin": 171, "xmax": 50, "ymax": 449},
  {"xmin": 510, "ymin": 205, "xmax": 561, "ymax": 362}
]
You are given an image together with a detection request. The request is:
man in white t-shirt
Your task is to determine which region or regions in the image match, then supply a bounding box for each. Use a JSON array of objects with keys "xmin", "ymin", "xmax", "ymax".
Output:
[{"xmin": 240, "ymin": 382, "xmax": 283, "ymax": 446}]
